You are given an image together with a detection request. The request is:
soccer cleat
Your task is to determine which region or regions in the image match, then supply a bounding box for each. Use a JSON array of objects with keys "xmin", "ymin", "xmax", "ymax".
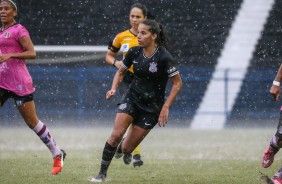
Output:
[
  {"xmin": 262, "ymin": 145, "xmax": 279, "ymax": 168},
  {"xmin": 114, "ymin": 152, "xmax": 123, "ymax": 159},
  {"xmin": 272, "ymin": 176, "xmax": 282, "ymax": 184},
  {"xmin": 123, "ymin": 153, "xmax": 132, "ymax": 165},
  {"xmin": 133, "ymin": 154, "xmax": 143, "ymax": 167},
  {"xmin": 52, "ymin": 149, "xmax": 66, "ymax": 175},
  {"xmin": 114, "ymin": 145, "xmax": 123, "ymax": 159},
  {"xmin": 114, "ymin": 139, "xmax": 123, "ymax": 159},
  {"xmin": 88, "ymin": 173, "xmax": 107, "ymax": 183}
]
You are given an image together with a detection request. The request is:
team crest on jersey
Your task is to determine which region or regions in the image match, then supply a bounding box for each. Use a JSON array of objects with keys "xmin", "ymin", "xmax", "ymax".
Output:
[
  {"xmin": 4, "ymin": 32, "xmax": 10, "ymax": 38},
  {"xmin": 149, "ymin": 62, "xmax": 158, "ymax": 73}
]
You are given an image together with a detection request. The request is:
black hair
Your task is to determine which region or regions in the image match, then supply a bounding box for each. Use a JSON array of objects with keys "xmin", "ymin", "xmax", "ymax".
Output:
[
  {"xmin": 146, "ymin": 10, "xmax": 156, "ymax": 20},
  {"xmin": 130, "ymin": 3, "xmax": 148, "ymax": 17},
  {"xmin": 1, "ymin": 0, "xmax": 17, "ymax": 11},
  {"xmin": 141, "ymin": 19, "xmax": 169, "ymax": 49}
]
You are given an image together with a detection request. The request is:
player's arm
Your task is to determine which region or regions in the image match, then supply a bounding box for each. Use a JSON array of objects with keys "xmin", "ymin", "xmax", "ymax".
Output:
[
  {"xmin": 105, "ymin": 41, "xmax": 122, "ymax": 69},
  {"xmin": 270, "ymin": 64, "xmax": 282, "ymax": 101},
  {"xmin": 105, "ymin": 49, "xmax": 123, "ymax": 69},
  {"xmin": 0, "ymin": 36, "xmax": 36, "ymax": 63},
  {"xmin": 106, "ymin": 48, "xmax": 135, "ymax": 99},
  {"xmin": 158, "ymin": 73, "xmax": 182, "ymax": 127},
  {"xmin": 106, "ymin": 66, "xmax": 127, "ymax": 100}
]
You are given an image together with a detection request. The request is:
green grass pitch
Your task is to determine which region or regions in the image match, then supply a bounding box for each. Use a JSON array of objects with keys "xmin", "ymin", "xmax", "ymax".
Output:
[{"xmin": 0, "ymin": 126, "xmax": 280, "ymax": 184}]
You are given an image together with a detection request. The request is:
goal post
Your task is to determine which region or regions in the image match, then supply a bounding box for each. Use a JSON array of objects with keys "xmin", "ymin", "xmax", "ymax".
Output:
[
  {"xmin": 28, "ymin": 45, "xmax": 109, "ymax": 64},
  {"xmin": 34, "ymin": 45, "xmax": 108, "ymax": 52}
]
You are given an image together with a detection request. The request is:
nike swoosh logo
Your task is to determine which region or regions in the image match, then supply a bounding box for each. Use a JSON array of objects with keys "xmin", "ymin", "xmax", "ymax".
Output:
[{"xmin": 145, "ymin": 123, "xmax": 151, "ymax": 126}]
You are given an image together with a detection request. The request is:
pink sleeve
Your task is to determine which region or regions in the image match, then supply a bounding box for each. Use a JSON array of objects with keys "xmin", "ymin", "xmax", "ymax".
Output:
[{"xmin": 15, "ymin": 26, "xmax": 30, "ymax": 41}]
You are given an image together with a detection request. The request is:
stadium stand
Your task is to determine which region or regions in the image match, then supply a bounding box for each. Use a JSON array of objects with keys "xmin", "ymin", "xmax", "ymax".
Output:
[{"xmin": 227, "ymin": 0, "xmax": 282, "ymax": 127}]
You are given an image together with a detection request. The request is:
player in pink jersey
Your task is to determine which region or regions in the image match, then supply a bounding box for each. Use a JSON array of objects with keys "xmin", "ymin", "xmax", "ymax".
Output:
[{"xmin": 0, "ymin": 0, "xmax": 66, "ymax": 175}]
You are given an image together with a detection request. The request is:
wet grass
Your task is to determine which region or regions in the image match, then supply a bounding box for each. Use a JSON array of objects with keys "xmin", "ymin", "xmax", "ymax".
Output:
[{"xmin": 0, "ymin": 126, "xmax": 280, "ymax": 184}]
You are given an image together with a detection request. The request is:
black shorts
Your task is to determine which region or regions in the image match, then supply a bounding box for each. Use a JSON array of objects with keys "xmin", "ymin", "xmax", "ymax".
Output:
[
  {"xmin": 117, "ymin": 102, "xmax": 159, "ymax": 129},
  {"xmin": 0, "ymin": 88, "xmax": 34, "ymax": 107}
]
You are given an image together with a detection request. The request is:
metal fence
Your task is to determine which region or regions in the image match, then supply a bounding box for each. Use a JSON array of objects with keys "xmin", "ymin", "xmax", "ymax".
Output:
[{"xmin": 0, "ymin": 66, "xmax": 279, "ymax": 126}]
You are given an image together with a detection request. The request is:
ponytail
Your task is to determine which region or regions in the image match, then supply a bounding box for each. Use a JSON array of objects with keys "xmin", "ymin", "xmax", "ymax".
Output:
[
  {"xmin": 158, "ymin": 24, "xmax": 169, "ymax": 49},
  {"xmin": 141, "ymin": 19, "xmax": 169, "ymax": 49}
]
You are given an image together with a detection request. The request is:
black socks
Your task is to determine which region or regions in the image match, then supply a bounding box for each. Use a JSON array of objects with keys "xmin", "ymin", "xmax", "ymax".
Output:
[{"xmin": 99, "ymin": 141, "xmax": 117, "ymax": 175}]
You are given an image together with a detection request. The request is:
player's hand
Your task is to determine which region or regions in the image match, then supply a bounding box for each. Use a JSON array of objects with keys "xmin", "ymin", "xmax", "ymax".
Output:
[
  {"xmin": 158, "ymin": 106, "xmax": 169, "ymax": 127},
  {"xmin": 0, "ymin": 54, "xmax": 11, "ymax": 63},
  {"xmin": 106, "ymin": 89, "xmax": 116, "ymax": 100},
  {"xmin": 270, "ymin": 85, "xmax": 280, "ymax": 101}
]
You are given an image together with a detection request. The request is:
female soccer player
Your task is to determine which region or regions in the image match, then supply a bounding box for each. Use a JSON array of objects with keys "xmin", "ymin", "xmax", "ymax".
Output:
[
  {"xmin": 104, "ymin": 3, "xmax": 148, "ymax": 167},
  {"xmin": 262, "ymin": 63, "xmax": 282, "ymax": 184},
  {"xmin": 0, "ymin": 0, "xmax": 65, "ymax": 175},
  {"xmin": 89, "ymin": 19, "xmax": 182, "ymax": 182}
]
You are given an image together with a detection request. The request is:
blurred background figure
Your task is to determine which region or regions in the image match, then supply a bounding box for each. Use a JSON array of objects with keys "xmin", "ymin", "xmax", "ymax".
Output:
[{"xmin": 262, "ymin": 63, "xmax": 282, "ymax": 184}]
